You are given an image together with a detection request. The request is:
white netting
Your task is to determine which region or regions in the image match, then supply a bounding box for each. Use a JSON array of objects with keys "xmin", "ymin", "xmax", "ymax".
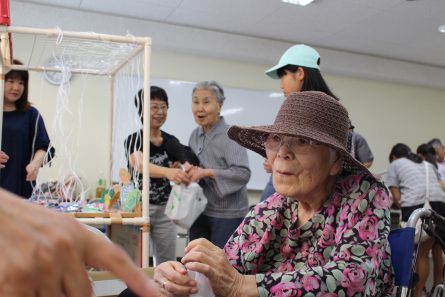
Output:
[
  {"xmin": 11, "ymin": 28, "xmax": 143, "ymax": 75},
  {"xmin": 111, "ymin": 56, "xmax": 144, "ymax": 188},
  {"xmin": 5, "ymin": 27, "xmax": 148, "ymax": 211}
]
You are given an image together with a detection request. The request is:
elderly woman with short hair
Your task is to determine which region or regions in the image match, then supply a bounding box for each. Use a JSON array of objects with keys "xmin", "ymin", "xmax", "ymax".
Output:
[
  {"xmin": 155, "ymin": 91, "xmax": 394, "ymax": 297},
  {"xmin": 187, "ymin": 80, "xmax": 251, "ymax": 249}
]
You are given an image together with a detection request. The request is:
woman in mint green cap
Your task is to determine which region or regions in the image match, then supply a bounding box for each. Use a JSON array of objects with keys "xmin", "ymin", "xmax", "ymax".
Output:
[
  {"xmin": 260, "ymin": 44, "xmax": 338, "ymax": 202},
  {"xmin": 265, "ymin": 44, "xmax": 337, "ymax": 99}
]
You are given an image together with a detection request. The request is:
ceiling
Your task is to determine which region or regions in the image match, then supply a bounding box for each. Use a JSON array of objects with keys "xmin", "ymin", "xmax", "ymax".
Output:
[{"xmin": 11, "ymin": 0, "xmax": 445, "ymax": 69}]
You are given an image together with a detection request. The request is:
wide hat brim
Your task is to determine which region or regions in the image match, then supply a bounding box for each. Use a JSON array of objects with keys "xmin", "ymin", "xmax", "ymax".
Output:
[
  {"xmin": 228, "ymin": 125, "xmax": 372, "ymax": 177},
  {"xmin": 227, "ymin": 91, "xmax": 374, "ymax": 179}
]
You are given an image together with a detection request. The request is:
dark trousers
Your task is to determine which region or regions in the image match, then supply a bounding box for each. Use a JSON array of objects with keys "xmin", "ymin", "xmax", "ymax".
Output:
[
  {"xmin": 402, "ymin": 202, "xmax": 445, "ymax": 240},
  {"xmin": 401, "ymin": 203, "xmax": 424, "ymax": 222},
  {"xmin": 190, "ymin": 214, "xmax": 244, "ymax": 248}
]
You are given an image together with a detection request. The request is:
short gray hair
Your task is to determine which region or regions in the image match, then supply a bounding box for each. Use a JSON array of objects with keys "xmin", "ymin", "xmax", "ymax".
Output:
[{"xmin": 192, "ymin": 80, "xmax": 226, "ymax": 106}]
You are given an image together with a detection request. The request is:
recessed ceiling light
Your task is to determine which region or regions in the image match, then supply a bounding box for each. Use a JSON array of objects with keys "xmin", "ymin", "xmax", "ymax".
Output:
[
  {"xmin": 439, "ymin": 24, "xmax": 445, "ymax": 33},
  {"xmin": 281, "ymin": 0, "xmax": 315, "ymax": 6}
]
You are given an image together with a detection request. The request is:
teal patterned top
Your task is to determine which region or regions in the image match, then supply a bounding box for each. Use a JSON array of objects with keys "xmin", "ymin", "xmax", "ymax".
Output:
[{"xmin": 224, "ymin": 171, "xmax": 394, "ymax": 297}]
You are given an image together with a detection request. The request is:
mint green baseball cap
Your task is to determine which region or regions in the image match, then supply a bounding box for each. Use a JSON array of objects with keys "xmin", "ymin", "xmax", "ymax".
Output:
[{"xmin": 265, "ymin": 44, "xmax": 320, "ymax": 79}]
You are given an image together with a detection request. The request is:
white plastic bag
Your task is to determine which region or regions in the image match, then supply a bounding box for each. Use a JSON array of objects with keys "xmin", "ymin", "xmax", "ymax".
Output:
[
  {"xmin": 188, "ymin": 270, "xmax": 215, "ymax": 297},
  {"xmin": 165, "ymin": 182, "xmax": 207, "ymax": 229},
  {"xmin": 400, "ymin": 200, "xmax": 432, "ymax": 244}
]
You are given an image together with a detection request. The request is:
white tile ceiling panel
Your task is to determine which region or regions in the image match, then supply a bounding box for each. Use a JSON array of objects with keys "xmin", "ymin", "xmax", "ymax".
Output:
[
  {"xmin": 173, "ymin": 0, "xmax": 280, "ymax": 23},
  {"xmin": 166, "ymin": 8, "xmax": 255, "ymax": 35},
  {"xmin": 337, "ymin": 10, "xmax": 427, "ymax": 46},
  {"xmin": 391, "ymin": 0, "xmax": 445, "ymax": 18},
  {"xmin": 352, "ymin": 0, "xmax": 405, "ymax": 10},
  {"xmin": 166, "ymin": 0, "xmax": 281, "ymax": 35},
  {"xmin": 321, "ymin": 28, "xmax": 445, "ymax": 67},
  {"xmin": 80, "ymin": 0, "xmax": 182, "ymax": 21},
  {"xmin": 260, "ymin": 1, "xmax": 382, "ymax": 36},
  {"xmin": 18, "ymin": 0, "xmax": 82, "ymax": 8},
  {"xmin": 249, "ymin": 19, "xmax": 333, "ymax": 45},
  {"xmin": 318, "ymin": 16, "xmax": 441, "ymax": 65}
]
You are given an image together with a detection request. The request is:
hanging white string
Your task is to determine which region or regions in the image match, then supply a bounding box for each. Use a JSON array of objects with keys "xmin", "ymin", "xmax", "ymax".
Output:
[
  {"xmin": 24, "ymin": 27, "xmax": 147, "ymax": 210},
  {"xmin": 55, "ymin": 26, "xmax": 64, "ymax": 45},
  {"xmin": 112, "ymin": 54, "xmax": 144, "ymax": 191}
]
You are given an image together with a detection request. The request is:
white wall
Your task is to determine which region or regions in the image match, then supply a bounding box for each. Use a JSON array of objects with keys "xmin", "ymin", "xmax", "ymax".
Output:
[{"xmin": 327, "ymin": 75, "xmax": 445, "ymax": 174}]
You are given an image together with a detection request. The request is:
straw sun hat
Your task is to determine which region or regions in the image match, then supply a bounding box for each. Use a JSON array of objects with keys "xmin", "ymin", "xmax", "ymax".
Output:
[{"xmin": 228, "ymin": 91, "xmax": 372, "ymax": 177}]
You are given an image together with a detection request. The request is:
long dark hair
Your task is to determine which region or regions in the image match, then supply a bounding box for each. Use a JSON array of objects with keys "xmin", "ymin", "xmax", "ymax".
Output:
[
  {"xmin": 277, "ymin": 65, "xmax": 338, "ymax": 100},
  {"xmin": 5, "ymin": 59, "xmax": 30, "ymax": 112},
  {"xmin": 417, "ymin": 143, "xmax": 437, "ymax": 168},
  {"xmin": 389, "ymin": 143, "xmax": 422, "ymax": 163}
]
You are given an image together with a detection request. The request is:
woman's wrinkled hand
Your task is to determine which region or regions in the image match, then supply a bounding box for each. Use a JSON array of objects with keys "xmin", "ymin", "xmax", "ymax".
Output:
[
  {"xmin": 165, "ymin": 168, "xmax": 191, "ymax": 185},
  {"xmin": 154, "ymin": 261, "xmax": 198, "ymax": 296},
  {"xmin": 187, "ymin": 166, "xmax": 209, "ymax": 182},
  {"xmin": 170, "ymin": 161, "xmax": 182, "ymax": 169},
  {"xmin": 181, "ymin": 239, "xmax": 245, "ymax": 297}
]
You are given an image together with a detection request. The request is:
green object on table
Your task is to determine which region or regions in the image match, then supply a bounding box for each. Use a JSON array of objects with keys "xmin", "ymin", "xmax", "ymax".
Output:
[{"xmin": 124, "ymin": 188, "xmax": 141, "ymax": 212}]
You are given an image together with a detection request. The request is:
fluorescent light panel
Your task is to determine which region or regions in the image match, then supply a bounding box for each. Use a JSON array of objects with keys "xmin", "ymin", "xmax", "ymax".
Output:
[
  {"xmin": 268, "ymin": 92, "xmax": 283, "ymax": 98},
  {"xmin": 281, "ymin": 0, "xmax": 315, "ymax": 6}
]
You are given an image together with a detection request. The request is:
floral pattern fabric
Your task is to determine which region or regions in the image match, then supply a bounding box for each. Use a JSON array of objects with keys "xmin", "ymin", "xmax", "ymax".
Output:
[{"xmin": 224, "ymin": 172, "xmax": 394, "ymax": 297}]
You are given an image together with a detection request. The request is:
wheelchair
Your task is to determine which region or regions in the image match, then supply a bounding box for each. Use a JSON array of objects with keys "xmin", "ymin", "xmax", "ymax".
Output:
[{"xmin": 389, "ymin": 208, "xmax": 445, "ymax": 297}]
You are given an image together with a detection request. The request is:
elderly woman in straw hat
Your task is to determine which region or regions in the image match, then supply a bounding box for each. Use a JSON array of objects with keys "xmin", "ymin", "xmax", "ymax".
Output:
[{"xmin": 154, "ymin": 91, "xmax": 394, "ymax": 297}]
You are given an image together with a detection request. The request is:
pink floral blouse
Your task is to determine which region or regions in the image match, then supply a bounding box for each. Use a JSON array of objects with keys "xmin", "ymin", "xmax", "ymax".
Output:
[{"xmin": 224, "ymin": 172, "xmax": 394, "ymax": 297}]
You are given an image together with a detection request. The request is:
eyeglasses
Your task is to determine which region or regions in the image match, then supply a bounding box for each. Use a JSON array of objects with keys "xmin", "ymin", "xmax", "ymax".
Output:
[
  {"xmin": 151, "ymin": 105, "xmax": 168, "ymax": 113},
  {"xmin": 264, "ymin": 133, "xmax": 319, "ymax": 153}
]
